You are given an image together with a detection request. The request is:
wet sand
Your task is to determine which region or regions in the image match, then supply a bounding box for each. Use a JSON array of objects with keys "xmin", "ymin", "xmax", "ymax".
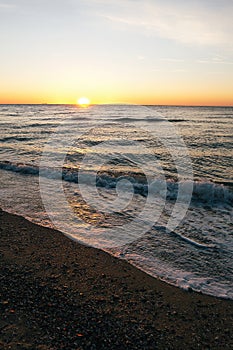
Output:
[{"xmin": 0, "ymin": 209, "xmax": 232, "ymax": 349}]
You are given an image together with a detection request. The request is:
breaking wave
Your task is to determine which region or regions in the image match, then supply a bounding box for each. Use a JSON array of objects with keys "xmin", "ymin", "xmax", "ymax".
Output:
[{"xmin": 0, "ymin": 160, "xmax": 232, "ymax": 207}]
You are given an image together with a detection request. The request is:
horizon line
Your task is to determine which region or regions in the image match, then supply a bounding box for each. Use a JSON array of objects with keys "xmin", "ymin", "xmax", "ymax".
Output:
[{"xmin": 0, "ymin": 103, "xmax": 232, "ymax": 108}]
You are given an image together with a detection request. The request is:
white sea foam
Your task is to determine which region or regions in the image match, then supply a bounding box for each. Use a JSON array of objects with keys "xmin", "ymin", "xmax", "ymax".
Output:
[{"xmin": 0, "ymin": 160, "xmax": 232, "ymax": 207}]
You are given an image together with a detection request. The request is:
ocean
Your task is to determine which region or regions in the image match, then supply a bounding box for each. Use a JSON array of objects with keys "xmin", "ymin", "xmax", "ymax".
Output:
[{"xmin": 0, "ymin": 104, "xmax": 232, "ymax": 299}]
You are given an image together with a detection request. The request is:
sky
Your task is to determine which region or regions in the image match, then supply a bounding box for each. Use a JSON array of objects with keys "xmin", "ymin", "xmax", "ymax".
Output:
[{"xmin": 0, "ymin": 0, "xmax": 232, "ymax": 105}]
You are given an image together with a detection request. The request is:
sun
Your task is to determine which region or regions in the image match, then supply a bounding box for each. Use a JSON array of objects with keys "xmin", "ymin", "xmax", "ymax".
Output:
[{"xmin": 77, "ymin": 97, "xmax": 90, "ymax": 107}]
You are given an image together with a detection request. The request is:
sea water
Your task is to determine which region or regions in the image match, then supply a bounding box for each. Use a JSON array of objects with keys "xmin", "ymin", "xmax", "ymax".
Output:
[{"xmin": 0, "ymin": 104, "xmax": 232, "ymax": 299}]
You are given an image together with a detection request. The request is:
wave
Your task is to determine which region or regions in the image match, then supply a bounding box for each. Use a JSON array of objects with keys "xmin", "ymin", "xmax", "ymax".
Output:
[
  {"xmin": 170, "ymin": 229, "xmax": 217, "ymax": 250},
  {"xmin": 30, "ymin": 122, "xmax": 59, "ymax": 128},
  {"xmin": 0, "ymin": 136, "xmax": 35, "ymax": 142},
  {"xmin": 0, "ymin": 161, "xmax": 39, "ymax": 175},
  {"xmin": 0, "ymin": 160, "xmax": 232, "ymax": 206},
  {"xmin": 111, "ymin": 117, "xmax": 167, "ymax": 123},
  {"xmin": 107, "ymin": 117, "xmax": 185, "ymax": 124}
]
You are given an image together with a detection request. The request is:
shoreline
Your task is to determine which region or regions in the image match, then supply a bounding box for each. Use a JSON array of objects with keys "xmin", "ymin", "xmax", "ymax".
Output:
[{"xmin": 0, "ymin": 209, "xmax": 232, "ymax": 349}]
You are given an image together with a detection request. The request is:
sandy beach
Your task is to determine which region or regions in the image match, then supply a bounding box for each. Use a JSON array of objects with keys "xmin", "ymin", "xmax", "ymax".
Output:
[{"xmin": 0, "ymin": 208, "xmax": 232, "ymax": 349}]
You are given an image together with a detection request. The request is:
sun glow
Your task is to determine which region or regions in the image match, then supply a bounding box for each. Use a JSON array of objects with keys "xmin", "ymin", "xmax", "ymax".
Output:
[{"xmin": 77, "ymin": 97, "xmax": 90, "ymax": 107}]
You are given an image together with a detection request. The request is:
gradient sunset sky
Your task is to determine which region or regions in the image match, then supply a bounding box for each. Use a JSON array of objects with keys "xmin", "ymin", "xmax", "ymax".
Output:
[{"xmin": 0, "ymin": 0, "xmax": 232, "ymax": 105}]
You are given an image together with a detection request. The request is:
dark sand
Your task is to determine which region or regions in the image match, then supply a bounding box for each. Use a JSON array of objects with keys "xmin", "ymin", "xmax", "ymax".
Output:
[{"xmin": 0, "ymin": 209, "xmax": 232, "ymax": 349}]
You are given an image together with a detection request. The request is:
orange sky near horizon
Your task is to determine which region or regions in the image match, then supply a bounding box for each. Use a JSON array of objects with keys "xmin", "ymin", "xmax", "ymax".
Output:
[{"xmin": 0, "ymin": 88, "xmax": 232, "ymax": 106}]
